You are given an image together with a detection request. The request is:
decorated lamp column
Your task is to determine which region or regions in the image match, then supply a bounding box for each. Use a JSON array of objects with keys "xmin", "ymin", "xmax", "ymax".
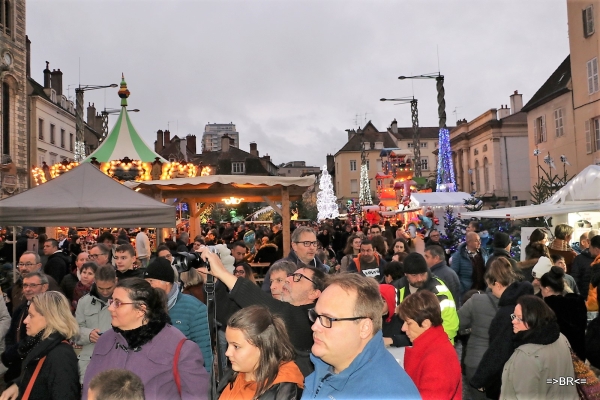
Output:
[
  {"xmin": 359, "ymin": 163, "xmax": 372, "ymax": 205},
  {"xmin": 316, "ymin": 166, "xmax": 339, "ymax": 220}
]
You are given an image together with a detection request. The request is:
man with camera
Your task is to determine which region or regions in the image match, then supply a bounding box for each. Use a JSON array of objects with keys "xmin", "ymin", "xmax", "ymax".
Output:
[{"xmin": 199, "ymin": 247, "xmax": 326, "ymax": 376}]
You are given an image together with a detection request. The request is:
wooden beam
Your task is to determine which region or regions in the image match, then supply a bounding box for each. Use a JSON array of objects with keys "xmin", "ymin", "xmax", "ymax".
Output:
[
  {"xmin": 281, "ymin": 186, "xmax": 291, "ymax": 257},
  {"xmin": 153, "ymin": 189, "xmax": 164, "ymax": 245},
  {"xmin": 261, "ymin": 197, "xmax": 282, "ymax": 215}
]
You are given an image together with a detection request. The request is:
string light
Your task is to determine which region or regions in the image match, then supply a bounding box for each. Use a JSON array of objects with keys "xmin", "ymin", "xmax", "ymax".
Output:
[
  {"xmin": 317, "ymin": 166, "xmax": 339, "ymax": 220},
  {"xmin": 359, "ymin": 164, "xmax": 372, "ymax": 205},
  {"xmin": 436, "ymin": 127, "xmax": 457, "ymax": 192}
]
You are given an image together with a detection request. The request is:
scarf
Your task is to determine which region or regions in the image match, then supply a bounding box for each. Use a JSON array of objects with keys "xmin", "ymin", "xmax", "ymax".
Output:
[
  {"xmin": 167, "ymin": 282, "xmax": 180, "ymax": 311},
  {"xmin": 17, "ymin": 331, "xmax": 44, "ymax": 358},
  {"xmin": 513, "ymin": 320, "xmax": 560, "ymax": 349}
]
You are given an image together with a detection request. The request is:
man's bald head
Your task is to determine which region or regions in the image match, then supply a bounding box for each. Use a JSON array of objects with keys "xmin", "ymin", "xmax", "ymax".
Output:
[{"xmin": 466, "ymin": 232, "xmax": 481, "ymax": 252}]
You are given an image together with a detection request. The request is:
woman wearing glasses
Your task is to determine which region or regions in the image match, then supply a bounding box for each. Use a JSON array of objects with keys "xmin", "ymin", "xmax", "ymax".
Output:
[
  {"xmin": 501, "ymin": 295, "xmax": 578, "ymax": 399},
  {"xmin": 469, "ymin": 258, "xmax": 533, "ymax": 399},
  {"xmin": 233, "ymin": 264, "xmax": 256, "ymax": 285},
  {"xmin": 0, "ymin": 291, "xmax": 80, "ymax": 400},
  {"xmin": 397, "ymin": 290, "xmax": 462, "ymax": 400},
  {"xmin": 82, "ymin": 278, "xmax": 208, "ymax": 400},
  {"xmin": 218, "ymin": 305, "xmax": 304, "ymax": 399}
]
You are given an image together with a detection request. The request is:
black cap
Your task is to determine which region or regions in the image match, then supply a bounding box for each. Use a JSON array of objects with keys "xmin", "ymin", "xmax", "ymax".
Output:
[
  {"xmin": 493, "ymin": 232, "xmax": 511, "ymax": 249},
  {"xmin": 144, "ymin": 258, "xmax": 175, "ymax": 283},
  {"xmin": 402, "ymin": 252, "xmax": 429, "ymax": 274}
]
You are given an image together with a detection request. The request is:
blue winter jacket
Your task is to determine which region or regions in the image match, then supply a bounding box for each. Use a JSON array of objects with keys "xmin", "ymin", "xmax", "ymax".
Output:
[
  {"xmin": 169, "ymin": 291, "xmax": 213, "ymax": 373},
  {"xmin": 302, "ymin": 331, "xmax": 421, "ymax": 399},
  {"xmin": 450, "ymin": 242, "xmax": 489, "ymax": 296}
]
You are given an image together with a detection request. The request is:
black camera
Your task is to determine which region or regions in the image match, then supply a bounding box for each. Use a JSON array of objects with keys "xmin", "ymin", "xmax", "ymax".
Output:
[{"xmin": 172, "ymin": 246, "xmax": 217, "ymax": 273}]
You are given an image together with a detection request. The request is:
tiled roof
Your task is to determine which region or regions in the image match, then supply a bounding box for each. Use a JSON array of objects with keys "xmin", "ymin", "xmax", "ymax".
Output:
[
  {"xmin": 522, "ymin": 55, "xmax": 571, "ymax": 112},
  {"xmin": 191, "ymin": 146, "xmax": 273, "ymax": 175},
  {"xmin": 391, "ymin": 126, "xmax": 446, "ymax": 140},
  {"xmin": 338, "ymin": 121, "xmax": 398, "ymax": 152}
]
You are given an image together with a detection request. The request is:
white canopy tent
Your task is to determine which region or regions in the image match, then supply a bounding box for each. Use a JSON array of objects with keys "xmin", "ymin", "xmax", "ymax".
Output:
[
  {"xmin": 460, "ymin": 165, "xmax": 600, "ymax": 220},
  {"xmin": 410, "ymin": 192, "xmax": 472, "ymax": 207}
]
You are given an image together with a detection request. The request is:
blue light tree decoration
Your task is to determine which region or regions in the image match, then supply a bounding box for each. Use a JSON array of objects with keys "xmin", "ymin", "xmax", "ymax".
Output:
[{"xmin": 434, "ymin": 75, "xmax": 456, "ymax": 192}]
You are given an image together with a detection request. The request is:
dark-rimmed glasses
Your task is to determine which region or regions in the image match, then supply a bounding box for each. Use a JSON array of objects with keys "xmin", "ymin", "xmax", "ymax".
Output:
[
  {"xmin": 288, "ymin": 272, "xmax": 315, "ymax": 285},
  {"xmin": 308, "ymin": 308, "xmax": 368, "ymax": 328},
  {"xmin": 294, "ymin": 241, "xmax": 318, "ymax": 247}
]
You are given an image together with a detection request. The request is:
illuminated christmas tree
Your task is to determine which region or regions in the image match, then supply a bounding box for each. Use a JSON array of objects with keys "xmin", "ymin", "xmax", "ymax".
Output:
[
  {"xmin": 436, "ymin": 127, "xmax": 457, "ymax": 192},
  {"xmin": 317, "ymin": 166, "xmax": 339, "ymax": 220},
  {"xmin": 359, "ymin": 164, "xmax": 372, "ymax": 205}
]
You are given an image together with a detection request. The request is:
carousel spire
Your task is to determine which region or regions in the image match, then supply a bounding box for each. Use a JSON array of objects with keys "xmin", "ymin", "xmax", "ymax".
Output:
[{"xmin": 118, "ymin": 73, "xmax": 130, "ymax": 107}]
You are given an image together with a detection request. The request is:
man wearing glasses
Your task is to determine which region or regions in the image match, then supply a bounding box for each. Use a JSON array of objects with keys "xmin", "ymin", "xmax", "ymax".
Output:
[
  {"xmin": 6, "ymin": 251, "xmax": 61, "ymax": 314},
  {"xmin": 2, "ymin": 271, "xmax": 49, "ymax": 384},
  {"xmin": 88, "ymin": 244, "xmax": 112, "ymax": 267},
  {"xmin": 303, "ymin": 273, "xmax": 420, "ymax": 399},
  {"xmin": 261, "ymin": 226, "xmax": 328, "ymax": 293},
  {"xmin": 200, "ymin": 247, "xmax": 326, "ymax": 377}
]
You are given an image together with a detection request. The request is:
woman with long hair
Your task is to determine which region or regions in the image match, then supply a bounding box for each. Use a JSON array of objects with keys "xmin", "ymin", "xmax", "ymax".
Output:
[
  {"xmin": 339, "ymin": 235, "xmax": 361, "ymax": 273},
  {"xmin": 469, "ymin": 258, "xmax": 533, "ymax": 399},
  {"xmin": 218, "ymin": 305, "xmax": 304, "ymax": 399},
  {"xmin": 233, "ymin": 263, "xmax": 257, "ymax": 285},
  {"xmin": 520, "ymin": 234, "xmax": 551, "ymax": 282},
  {"xmin": 501, "ymin": 295, "xmax": 578, "ymax": 399},
  {"xmin": 0, "ymin": 291, "xmax": 80, "ymax": 400},
  {"xmin": 540, "ymin": 266, "xmax": 587, "ymax": 360},
  {"xmin": 82, "ymin": 278, "xmax": 208, "ymax": 400}
]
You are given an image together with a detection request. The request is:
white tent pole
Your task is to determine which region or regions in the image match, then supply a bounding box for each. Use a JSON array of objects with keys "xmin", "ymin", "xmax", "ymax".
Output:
[{"xmin": 12, "ymin": 227, "xmax": 16, "ymax": 283}]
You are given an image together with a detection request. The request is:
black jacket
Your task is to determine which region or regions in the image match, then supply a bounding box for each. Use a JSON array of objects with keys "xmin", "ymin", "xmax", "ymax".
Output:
[
  {"xmin": 1, "ymin": 301, "xmax": 28, "ymax": 383},
  {"xmin": 60, "ymin": 272, "xmax": 79, "ymax": 303},
  {"xmin": 470, "ymin": 281, "xmax": 533, "ymax": 399},
  {"xmin": 544, "ymin": 293, "xmax": 587, "ymax": 361},
  {"xmin": 16, "ymin": 332, "xmax": 80, "ymax": 400},
  {"xmin": 44, "ymin": 252, "xmax": 71, "ymax": 285},
  {"xmin": 586, "ymin": 314, "xmax": 600, "ymax": 368},
  {"xmin": 254, "ymin": 243, "xmax": 280, "ymax": 265},
  {"xmin": 571, "ymin": 249, "xmax": 595, "ymax": 300},
  {"xmin": 217, "ymin": 368, "xmax": 303, "ymax": 399},
  {"xmin": 116, "ymin": 268, "xmax": 144, "ymax": 281}
]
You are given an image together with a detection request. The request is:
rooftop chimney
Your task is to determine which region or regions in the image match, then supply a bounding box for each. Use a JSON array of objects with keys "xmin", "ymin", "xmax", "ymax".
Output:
[
  {"xmin": 498, "ymin": 104, "xmax": 510, "ymax": 119},
  {"xmin": 390, "ymin": 119, "xmax": 398, "ymax": 134},
  {"xmin": 346, "ymin": 129, "xmax": 356, "ymax": 142},
  {"xmin": 87, "ymin": 103, "xmax": 96, "ymax": 124},
  {"xmin": 156, "ymin": 130, "xmax": 164, "ymax": 153},
  {"xmin": 43, "ymin": 62, "xmax": 51, "ymax": 88},
  {"xmin": 263, "ymin": 154, "xmax": 271, "ymax": 162},
  {"xmin": 50, "ymin": 69, "xmax": 63, "ymax": 96},
  {"xmin": 510, "ymin": 90, "xmax": 523, "ymax": 114},
  {"xmin": 326, "ymin": 154, "xmax": 334, "ymax": 172},
  {"xmin": 250, "ymin": 142, "xmax": 258, "ymax": 157},
  {"xmin": 221, "ymin": 134, "xmax": 230, "ymax": 152},
  {"xmin": 180, "ymin": 137, "xmax": 188, "ymax": 161},
  {"xmin": 186, "ymin": 134, "xmax": 196, "ymax": 154},
  {"xmin": 164, "ymin": 130, "xmax": 171, "ymax": 145}
]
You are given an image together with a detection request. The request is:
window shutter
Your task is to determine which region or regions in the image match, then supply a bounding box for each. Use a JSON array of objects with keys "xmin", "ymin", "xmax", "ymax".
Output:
[
  {"xmin": 541, "ymin": 115, "xmax": 546, "ymax": 142},
  {"xmin": 594, "ymin": 59, "xmax": 599, "ymax": 92},
  {"xmin": 586, "ymin": 120, "xmax": 592, "ymax": 153},
  {"xmin": 534, "ymin": 119, "xmax": 539, "ymax": 144}
]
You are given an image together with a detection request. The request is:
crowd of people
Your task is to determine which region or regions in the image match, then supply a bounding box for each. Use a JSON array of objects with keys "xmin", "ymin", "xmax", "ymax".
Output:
[{"xmin": 0, "ymin": 219, "xmax": 595, "ymax": 399}]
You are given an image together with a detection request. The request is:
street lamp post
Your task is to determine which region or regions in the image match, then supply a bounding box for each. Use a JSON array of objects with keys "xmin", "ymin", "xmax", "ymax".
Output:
[
  {"xmin": 100, "ymin": 108, "xmax": 140, "ymax": 139},
  {"xmin": 398, "ymin": 73, "xmax": 456, "ymax": 192},
  {"xmin": 380, "ymin": 97, "xmax": 421, "ymax": 178},
  {"xmin": 75, "ymin": 84, "xmax": 118, "ymax": 161}
]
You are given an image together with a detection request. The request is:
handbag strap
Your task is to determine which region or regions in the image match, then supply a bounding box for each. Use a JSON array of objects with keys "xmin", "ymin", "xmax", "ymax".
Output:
[
  {"xmin": 22, "ymin": 355, "xmax": 47, "ymax": 400},
  {"xmin": 173, "ymin": 338, "xmax": 187, "ymax": 397}
]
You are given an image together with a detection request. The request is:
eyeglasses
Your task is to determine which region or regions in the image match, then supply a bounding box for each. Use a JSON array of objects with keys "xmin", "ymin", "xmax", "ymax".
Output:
[
  {"xmin": 308, "ymin": 308, "xmax": 368, "ymax": 329},
  {"xmin": 288, "ymin": 272, "xmax": 315, "ymax": 285},
  {"xmin": 233, "ymin": 270, "xmax": 245, "ymax": 276},
  {"xmin": 88, "ymin": 254, "xmax": 104, "ymax": 260},
  {"xmin": 22, "ymin": 283, "xmax": 44, "ymax": 289},
  {"xmin": 510, "ymin": 313, "xmax": 523, "ymax": 323},
  {"xmin": 17, "ymin": 263, "xmax": 36, "ymax": 268},
  {"xmin": 108, "ymin": 299, "xmax": 135, "ymax": 308},
  {"xmin": 294, "ymin": 241, "xmax": 318, "ymax": 247}
]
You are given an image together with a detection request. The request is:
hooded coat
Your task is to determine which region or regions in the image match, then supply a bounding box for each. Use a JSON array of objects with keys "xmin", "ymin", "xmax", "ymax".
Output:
[
  {"xmin": 470, "ymin": 281, "xmax": 533, "ymax": 399},
  {"xmin": 543, "ymin": 293, "xmax": 587, "ymax": 361},
  {"xmin": 572, "ymin": 248, "xmax": 595, "ymax": 300}
]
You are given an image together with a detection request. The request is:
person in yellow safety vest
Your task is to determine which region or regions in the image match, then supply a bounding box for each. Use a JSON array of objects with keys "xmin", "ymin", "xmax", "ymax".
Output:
[{"xmin": 393, "ymin": 252, "xmax": 459, "ymax": 347}]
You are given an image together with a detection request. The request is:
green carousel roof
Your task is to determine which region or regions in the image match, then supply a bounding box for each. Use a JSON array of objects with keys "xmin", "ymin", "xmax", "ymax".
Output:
[{"xmin": 83, "ymin": 75, "xmax": 166, "ymax": 163}]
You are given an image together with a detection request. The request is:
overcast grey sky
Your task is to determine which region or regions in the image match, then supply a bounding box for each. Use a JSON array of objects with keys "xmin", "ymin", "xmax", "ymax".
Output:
[{"xmin": 28, "ymin": 0, "xmax": 568, "ymax": 167}]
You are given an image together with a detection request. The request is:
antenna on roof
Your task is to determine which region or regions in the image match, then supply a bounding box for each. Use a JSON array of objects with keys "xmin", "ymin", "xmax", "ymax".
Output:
[
  {"xmin": 364, "ymin": 112, "xmax": 370, "ymax": 125},
  {"xmin": 353, "ymin": 113, "xmax": 360, "ymax": 128},
  {"xmin": 453, "ymin": 106, "xmax": 461, "ymax": 122}
]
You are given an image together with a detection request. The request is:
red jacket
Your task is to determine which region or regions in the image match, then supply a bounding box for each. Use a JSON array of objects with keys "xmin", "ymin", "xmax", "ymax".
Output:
[{"xmin": 404, "ymin": 325, "xmax": 462, "ymax": 400}]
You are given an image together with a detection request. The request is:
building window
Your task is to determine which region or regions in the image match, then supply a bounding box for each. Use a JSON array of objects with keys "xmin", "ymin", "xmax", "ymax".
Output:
[
  {"xmin": 2, "ymin": 81, "xmax": 9, "ymax": 157},
  {"xmin": 1, "ymin": 1, "xmax": 12, "ymax": 36},
  {"xmin": 483, "ymin": 144, "xmax": 488, "ymax": 152},
  {"xmin": 584, "ymin": 5, "xmax": 595, "ymax": 38},
  {"xmin": 60, "ymin": 129, "xmax": 65, "ymax": 148},
  {"xmin": 38, "ymin": 154, "xmax": 44, "ymax": 167},
  {"xmin": 366, "ymin": 160, "xmax": 369, "ymax": 170},
  {"xmin": 421, "ymin": 157, "xmax": 428, "ymax": 171},
  {"xmin": 350, "ymin": 179, "xmax": 358, "ymax": 193},
  {"xmin": 407, "ymin": 143, "xmax": 414, "ymax": 148},
  {"xmin": 50, "ymin": 154, "xmax": 56, "ymax": 165},
  {"xmin": 587, "ymin": 58, "xmax": 599, "ymax": 94},
  {"xmin": 38, "ymin": 119, "xmax": 44, "ymax": 140},
  {"xmin": 69, "ymin": 133, "xmax": 73, "ymax": 151},
  {"xmin": 473, "ymin": 149, "xmax": 479, "ymax": 156},
  {"xmin": 350, "ymin": 160, "xmax": 357, "ymax": 171},
  {"xmin": 534, "ymin": 116, "xmax": 546, "ymax": 144},
  {"xmin": 232, "ymin": 162, "xmax": 245, "ymax": 174},
  {"xmin": 474, "ymin": 160, "xmax": 480, "ymax": 193},
  {"xmin": 50, "ymin": 124, "xmax": 55, "ymax": 144},
  {"xmin": 420, "ymin": 142, "xmax": 427, "ymax": 148},
  {"xmin": 515, "ymin": 200, "xmax": 527, "ymax": 207},
  {"xmin": 554, "ymin": 108, "xmax": 564, "ymax": 137},
  {"xmin": 483, "ymin": 158, "xmax": 490, "ymax": 192}
]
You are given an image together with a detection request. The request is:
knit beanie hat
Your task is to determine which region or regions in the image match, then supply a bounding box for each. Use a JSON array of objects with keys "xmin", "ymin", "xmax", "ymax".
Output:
[
  {"xmin": 379, "ymin": 284, "xmax": 397, "ymax": 323},
  {"xmin": 493, "ymin": 232, "xmax": 511, "ymax": 249},
  {"xmin": 532, "ymin": 256, "xmax": 552, "ymax": 279},
  {"xmin": 144, "ymin": 258, "xmax": 175, "ymax": 283},
  {"xmin": 402, "ymin": 252, "xmax": 429, "ymax": 275}
]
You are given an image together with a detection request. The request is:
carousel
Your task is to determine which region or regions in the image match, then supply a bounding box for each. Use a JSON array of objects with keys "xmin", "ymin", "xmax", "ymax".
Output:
[{"xmin": 31, "ymin": 75, "xmax": 208, "ymax": 185}]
